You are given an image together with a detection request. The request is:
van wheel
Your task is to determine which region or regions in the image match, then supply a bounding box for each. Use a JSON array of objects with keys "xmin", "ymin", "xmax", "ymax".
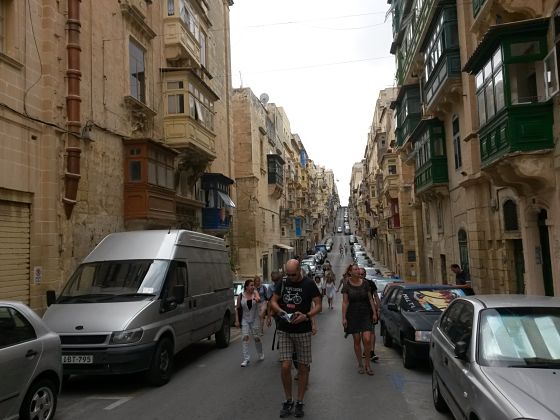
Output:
[
  {"xmin": 432, "ymin": 369, "xmax": 449, "ymax": 412},
  {"xmin": 147, "ymin": 337, "xmax": 174, "ymax": 386},
  {"xmin": 19, "ymin": 378, "xmax": 58, "ymax": 420},
  {"xmin": 215, "ymin": 314, "xmax": 231, "ymax": 348},
  {"xmin": 381, "ymin": 323, "xmax": 392, "ymax": 347}
]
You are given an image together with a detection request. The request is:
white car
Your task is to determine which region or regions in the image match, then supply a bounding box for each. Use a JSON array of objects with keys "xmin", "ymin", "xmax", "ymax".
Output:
[
  {"xmin": 337, "ymin": 226, "xmax": 343, "ymax": 233},
  {"xmin": 0, "ymin": 301, "xmax": 62, "ymax": 420}
]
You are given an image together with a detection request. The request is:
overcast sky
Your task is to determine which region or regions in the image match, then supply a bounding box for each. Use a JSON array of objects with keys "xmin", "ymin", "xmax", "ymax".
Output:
[{"xmin": 230, "ymin": 0, "xmax": 396, "ymax": 205}]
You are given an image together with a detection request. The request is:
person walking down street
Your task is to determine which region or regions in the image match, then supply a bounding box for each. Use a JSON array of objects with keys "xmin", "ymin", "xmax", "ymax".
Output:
[
  {"xmin": 235, "ymin": 279, "xmax": 264, "ymax": 367},
  {"xmin": 324, "ymin": 269, "xmax": 336, "ymax": 309},
  {"xmin": 266, "ymin": 271, "xmax": 282, "ymax": 328},
  {"xmin": 341, "ymin": 264, "xmax": 377, "ymax": 376},
  {"xmin": 360, "ymin": 268, "xmax": 380, "ymax": 363},
  {"xmin": 336, "ymin": 264, "xmax": 353, "ymax": 293},
  {"xmin": 270, "ymin": 259, "xmax": 322, "ymax": 418},
  {"xmin": 254, "ymin": 275, "xmax": 269, "ymax": 335},
  {"xmin": 450, "ymin": 264, "xmax": 470, "ymax": 285},
  {"xmin": 313, "ymin": 275, "xmax": 325, "ymax": 301}
]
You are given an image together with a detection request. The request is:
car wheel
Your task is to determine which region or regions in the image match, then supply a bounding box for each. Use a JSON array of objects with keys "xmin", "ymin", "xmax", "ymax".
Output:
[
  {"xmin": 381, "ymin": 323, "xmax": 392, "ymax": 347},
  {"xmin": 402, "ymin": 342, "xmax": 415, "ymax": 369},
  {"xmin": 215, "ymin": 314, "xmax": 231, "ymax": 348},
  {"xmin": 147, "ymin": 337, "xmax": 174, "ymax": 386},
  {"xmin": 432, "ymin": 368, "xmax": 449, "ymax": 412},
  {"xmin": 19, "ymin": 377, "xmax": 58, "ymax": 420}
]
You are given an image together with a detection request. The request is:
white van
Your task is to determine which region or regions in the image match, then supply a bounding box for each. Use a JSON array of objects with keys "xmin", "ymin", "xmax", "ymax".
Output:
[{"xmin": 43, "ymin": 230, "xmax": 234, "ymax": 385}]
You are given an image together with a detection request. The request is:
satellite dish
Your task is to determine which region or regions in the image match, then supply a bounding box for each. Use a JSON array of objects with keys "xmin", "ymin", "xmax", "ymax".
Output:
[{"xmin": 259, "ymin": 93, "xmax": 269, "ymax": 105}]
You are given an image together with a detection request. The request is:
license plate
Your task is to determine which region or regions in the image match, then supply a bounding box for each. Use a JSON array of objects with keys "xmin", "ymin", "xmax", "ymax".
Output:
[{"xmin": 62, "ymin": 355, "xmax": 93, "ymax": 364}]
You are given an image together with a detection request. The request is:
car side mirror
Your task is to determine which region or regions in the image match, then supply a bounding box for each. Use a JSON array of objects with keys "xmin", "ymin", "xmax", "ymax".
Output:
[
  {"xmin": 388, "ymin": 302, "xmax": 398, "ymax": 312},
  {"xmin": 173, "ymin": 285, "xmax": 185, "ymax": 305},
  {"xmin": 46, "ymin": 290, "xmax": 56, "ymax": 306},
  {"xmin": 454, "ymin": 340, "xmax": 469, "ymax": 360}
]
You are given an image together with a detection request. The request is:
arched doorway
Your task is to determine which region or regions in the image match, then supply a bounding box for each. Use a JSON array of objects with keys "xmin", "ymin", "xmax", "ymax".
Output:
[
  {"xmin": 537, "ymin": 210, "xmax": 554, "ymax": 296},
  {"xmin": 458, "ymin": 229, "xmax": 470, "ymax": 277}
]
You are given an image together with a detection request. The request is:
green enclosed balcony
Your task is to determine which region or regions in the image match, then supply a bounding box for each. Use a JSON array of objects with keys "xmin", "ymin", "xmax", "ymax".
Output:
[
  {"xmin": 463, "ymin": 18, "xmax": 555, "ymax": 168},
  {"xmin": 392, "ymin": 0, "xmax": 437, "ymax": 85},
  {"xmin": 411, "ymin": 119, "xmax": 449, "ymax": 194},
  {"xmin": 393, "ymin": 84, "xmax": 422, "ymax": 148},
  {"xmin": 421, "ymin": 4, "xmax": 461, "ymax": 110}
]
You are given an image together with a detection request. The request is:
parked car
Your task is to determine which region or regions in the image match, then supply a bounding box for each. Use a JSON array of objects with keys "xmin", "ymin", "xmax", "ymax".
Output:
[
  {"xmin": 349, "ymin": 235, "xmax": 356, "ymax": 244},
  {"xmin": 431, "ymin": 295, "xmax": 560, "ymax": 420},
  {"xmin": 0, "ymin": 301, "xmax": 62, "ymax": 420},
  {"xmin": 344, "ymin": 227, "xmax": 351, "ymax": 235},
  {"xmin": 43, "ymin": 229, "xmax": 234, "ymax": 386},
  {"xmin": 380, "ymin": 284, "xmax": 474, "ymax": 369},
  {"xmin": 337, "ymin": 226, "xmax": 343, "ymax": 233},
  {"xmin": 372, "ymin": 277, "xmax": 403, "ymax": 299},
  {"xmin": 354, "ymin": 251, "xmax": 371, "ymax": 262},
  {"xmin": 301, "ymin": 259, "xmax": 316, "ymax": 274}
]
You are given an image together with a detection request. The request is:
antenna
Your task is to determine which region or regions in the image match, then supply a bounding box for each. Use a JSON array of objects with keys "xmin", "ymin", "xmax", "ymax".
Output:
[
  {"xmin": 239, "ymin": 71, "xmax": 243, "ymax": 88},
  {"xmin": 259, "ymin": 93, "xmax": 269, "ymax": 106}
]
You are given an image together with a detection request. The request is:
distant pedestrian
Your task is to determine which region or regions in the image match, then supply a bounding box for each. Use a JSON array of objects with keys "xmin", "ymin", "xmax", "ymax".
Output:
[
  {"xmin": 451, "ymin": 264, "xmax": 470, "ymax": 285},
  {"xmin": 270, "ymin": 259, "xmax": 322, "ymax": 418},
  {"xmin": 341, "ymin": 264, "xmax": 377, "ymax": 376},
  {"xmin": 313, "ymin": 275, "xmax": 325, "ymax": 299},
  {"xmin": 235, "ymin": 279, "xmax": 264, "ymax": 367},
  {"xmin": 336, "ymin": 264, "xmax": 353, "ymax": 292},
  {"xmin": 324, "ymin": 269, "xmax": 336, "ymax": 309},
  {"xmin": 266, "ymin": 271, "xmax": 282, "ymax": 328},
  {"xmin": 254, "ymin": 275, "xmax": 269, "ymax": 335}
]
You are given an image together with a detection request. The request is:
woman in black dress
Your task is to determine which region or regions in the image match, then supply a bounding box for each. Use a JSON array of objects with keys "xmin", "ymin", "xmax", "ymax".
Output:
[{"xmin": 341, "ymin": 264, "xmax": 378, "ymax": 375}]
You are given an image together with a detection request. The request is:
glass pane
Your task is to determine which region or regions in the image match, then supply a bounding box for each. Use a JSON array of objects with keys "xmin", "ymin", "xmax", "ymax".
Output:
[
  {"xmin": 167, "ymin": 0, "xmax": 175, "ymax": 16},
  {"xmin": 148, "ymin": 161, "xmax": 156, "ymax": 184},
  {"xmin": 167, "ymin": 168, "xmax": 174, "ymax": 189},
  {"xmin": 509, "ymin": 62, "xmax": 539, "ymax": 104},
  {"xmin": 510, "ymin": 41, "xmax": 540, "ymax": 57},
  {"xmin": 483, "ymin": 61, "xmax": 492, "ymax": 81},
  {"xmin": 485, "ymin": 82, "xmax": 496, "ymax": 119},
  {"xmin": 129, "ymin": 161, "xmax": 141, "ymax": 181},
  {"xmin": 477, "ymin": 92, "xmax": 487, "ymax": 125},
  {"xmin": 494, "ymin": 69, "xmax": 505, "ymax": 111},
  {"xmin": 492, "ymin": 47, "xmax": 502, "ymax": 69},
  {"xmin": 476, "ymin": 71, "xmax": 484, "ymax": 89},
  {"xmin": 157, "ymin": 164, "xmax": 166, "ymax": 187},
  {"xmin": 433, "ymin": 136, "xmax": 444, "ymax": 156}
]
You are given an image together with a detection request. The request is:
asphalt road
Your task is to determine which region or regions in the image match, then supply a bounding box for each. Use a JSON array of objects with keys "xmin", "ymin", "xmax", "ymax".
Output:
[{"xmin": 56, "ymin": 212, "xmax": 453, "ymax": 419}]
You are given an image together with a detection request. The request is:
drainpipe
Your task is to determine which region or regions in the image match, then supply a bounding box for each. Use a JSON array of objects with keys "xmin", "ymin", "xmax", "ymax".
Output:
[{"xmin": 63, "ymin": 0, "xmax": 82, "ymax": 219}]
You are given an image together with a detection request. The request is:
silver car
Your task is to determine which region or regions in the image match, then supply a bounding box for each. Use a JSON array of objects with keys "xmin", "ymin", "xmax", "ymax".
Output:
[
  {"xmin": 430, "ymin": 295, "xmax": 560, "ymax": 420},
  {"xmin": 0, "ymin": 301, "xmax": 62, "ymax": 420}
]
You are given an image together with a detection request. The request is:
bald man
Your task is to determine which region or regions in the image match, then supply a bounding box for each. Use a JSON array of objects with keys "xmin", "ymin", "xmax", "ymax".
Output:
[{"xmin": 270, "ymin": 259, "xmax": 322, "ymax": 418}]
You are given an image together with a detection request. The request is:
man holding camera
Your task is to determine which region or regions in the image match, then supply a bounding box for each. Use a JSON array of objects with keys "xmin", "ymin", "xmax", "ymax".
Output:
[{"xmin": 270, "ymin": 259, "xmax": 322, "ymax": 418}]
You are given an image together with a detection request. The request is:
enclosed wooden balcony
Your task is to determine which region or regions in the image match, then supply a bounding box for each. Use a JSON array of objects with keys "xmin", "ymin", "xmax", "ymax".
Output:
[{"xmin": 411, "ymin": 118, "xmax": 449, "ymax": 194}]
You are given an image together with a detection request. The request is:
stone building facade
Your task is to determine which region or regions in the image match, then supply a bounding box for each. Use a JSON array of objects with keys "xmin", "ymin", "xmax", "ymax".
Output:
[
  {"xmin": 382, "ymin": 0, "xmax": 559, "ymax": 295},
  {"xmin": 232, "ymin": 88, "xmax": 339, "ymax": 280},
  {"xmin": 0, "ymin": 0, "xmax": 235, "ymax": 310}
]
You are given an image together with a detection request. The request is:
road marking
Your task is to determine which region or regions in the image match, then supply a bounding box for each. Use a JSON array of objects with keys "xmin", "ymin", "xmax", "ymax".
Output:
[{"xmin": 86, "ymin": 396, "xmax": 133, "ymax": 410}]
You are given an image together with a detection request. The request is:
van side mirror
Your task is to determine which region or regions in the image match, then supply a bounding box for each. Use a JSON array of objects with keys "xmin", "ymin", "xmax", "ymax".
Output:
[
  {"xmin": 46, "ymin": 290, "xmax": 56, "ymax": 306},
  {"xmin": 173, "ymin": 285, "xmax": 185, "ymax": 305},
  {"xmin": 454, "ymin": 340, "xmax": 469, "ymax": 360}
]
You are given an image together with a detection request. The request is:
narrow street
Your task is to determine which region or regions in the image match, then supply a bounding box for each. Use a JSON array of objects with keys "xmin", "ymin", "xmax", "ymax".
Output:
[{"xmin": 56, "ymin": 213, "xmax": 452, "ymax": 420}]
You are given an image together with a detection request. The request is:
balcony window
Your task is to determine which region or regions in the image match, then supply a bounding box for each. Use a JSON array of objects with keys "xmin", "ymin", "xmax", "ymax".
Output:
[
  {"xmin": 129, "ymin": 39, "xmax": 146, "ymax": 103},
  {"xmin": 475, "ymin": 47, "xmax": 505, "ymax": 125},
  {"xmin": 388, "ymin": 165, "xmax": 397, "ymax": 175},
  {"xmin": 180, "ymin": 0, "xmax": 199, "ymax": 42},
  {"xmin": 452, "ymin": 116, "xmax": 462, "ymax": 169},
  {"xmin": 473, "ymin": 0, "xmax": 485, "ymax": 17},
  {"xmin": 148, "ymin": 148, "xmax": 174, "ymax": 190},
  {"xmin": 129, "ymin": 161, "xmax": 142, "ymax": 182},
  {"xmin": 200, "ymin": 31, "xmax": 207, "ymax": 67},
  {"xmin": 167, "ymin": 0, "xmax": 174, "ymax": 16},
  {"xmin": 187, "ymin": 82, "xmax": 214, "ymax": 131}
]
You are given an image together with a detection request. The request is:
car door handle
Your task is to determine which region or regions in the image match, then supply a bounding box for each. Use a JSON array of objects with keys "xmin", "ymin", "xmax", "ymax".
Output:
[{"xmin": 25, "ymin": 349, "xmax": 38, "ymax": 358}]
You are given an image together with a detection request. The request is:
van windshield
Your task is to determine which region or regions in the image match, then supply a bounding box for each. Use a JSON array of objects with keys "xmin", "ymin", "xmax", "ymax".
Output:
[{"xmin": 58, "ymin": 260, "xmax": 169, "ymax": 303}]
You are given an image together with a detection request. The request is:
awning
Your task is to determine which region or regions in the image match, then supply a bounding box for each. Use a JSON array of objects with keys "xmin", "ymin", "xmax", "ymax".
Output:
[
  {"xmin": 218, "ymin": 191, "xmax": 236, "ymax": 208},
  {"xmin": 274, "ymin": 243, "xmax": 294, "ymax": 251}
]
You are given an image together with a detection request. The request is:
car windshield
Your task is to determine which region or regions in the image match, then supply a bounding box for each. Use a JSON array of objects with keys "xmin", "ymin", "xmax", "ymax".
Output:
[
  {"xmin": 58, "ymin": 260, "xmax": 169, "ymax": 303},
  {"xmin": 478, "ymin": 307, "xmax": 560, "ymax": 368},
  {"xmin": 402, "ymin": 288, "xmax": 469, "ymax": 312}
]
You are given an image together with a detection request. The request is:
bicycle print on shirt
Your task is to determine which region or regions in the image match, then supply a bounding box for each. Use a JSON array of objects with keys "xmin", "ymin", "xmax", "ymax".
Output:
[{"xmin": 283, "ymin": 286, "xmax": 303, "ymax": 308}]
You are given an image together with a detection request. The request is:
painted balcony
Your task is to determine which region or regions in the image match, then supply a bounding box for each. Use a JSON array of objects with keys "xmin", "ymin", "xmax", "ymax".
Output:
[
  {"xmin": 201, "ymin": 173, "xmax": 235, "ymax": 234},
  {"xmin": 421, "ymin": 4, "xmax": 461, "ymax": 112},
  {"xmin": 411, "ymin": 119, "xmax": 449, "ymax": 194},
  {"xmin": 393, "ymin": 0, "xmax": 437, "ymax": 85},
  {"xmin": 393, "ymin": 84, "xmax": 422, "ymax": 148},
  {"xmin": 463, "ymin": 18, "xmax": 555, "ymax": 169},
  {"xmin": 201, "ymin": 208, "xmax": 231, "ymax": 231}
]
